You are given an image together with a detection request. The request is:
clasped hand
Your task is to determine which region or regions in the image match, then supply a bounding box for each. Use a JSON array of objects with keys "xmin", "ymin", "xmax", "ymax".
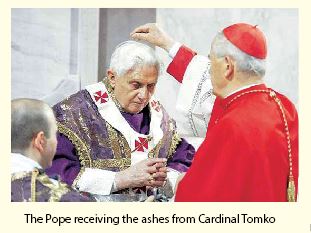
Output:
[{"xmin": 114, "ymin": 158, "xmax": 168, "ymax": 190}]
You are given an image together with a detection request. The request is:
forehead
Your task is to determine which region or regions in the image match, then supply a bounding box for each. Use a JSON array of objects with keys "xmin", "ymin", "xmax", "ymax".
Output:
[{"xmin": 123, "ymin": 65, "xmax": 158, "ymax": 83}]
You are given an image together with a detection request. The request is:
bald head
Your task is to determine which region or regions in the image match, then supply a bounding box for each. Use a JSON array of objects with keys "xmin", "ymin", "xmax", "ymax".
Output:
[{"xmin": 11, "ymin": 98, "xmax": 56, "ymax": 154}]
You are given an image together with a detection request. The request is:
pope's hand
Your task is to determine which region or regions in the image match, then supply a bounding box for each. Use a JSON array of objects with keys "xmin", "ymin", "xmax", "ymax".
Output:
[
  {"xmin": 114, "ymin": 158, "xmax": 167, "ymax": 190},
  {"xmin": 150, "ymin": 165, "xmax": 168, "ymax": 187},
  {"xmin": 130, "ymin": 23, "xmax": 175, "ymax": 52}
]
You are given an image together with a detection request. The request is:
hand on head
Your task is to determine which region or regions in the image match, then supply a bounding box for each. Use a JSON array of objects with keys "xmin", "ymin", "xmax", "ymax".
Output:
[{"xmin": 130, "ymin": 23, "xmax": 175, "ymax": 52}]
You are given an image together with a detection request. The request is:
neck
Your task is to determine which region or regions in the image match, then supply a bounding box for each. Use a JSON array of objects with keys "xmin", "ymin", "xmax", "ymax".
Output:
[
  {"xmin": 220, "ymin": 73, "xmax": 263, "ymax": 98},
  {"xmin": 23, "ymin": 148, "xmax": 44, "ymax": 169}
]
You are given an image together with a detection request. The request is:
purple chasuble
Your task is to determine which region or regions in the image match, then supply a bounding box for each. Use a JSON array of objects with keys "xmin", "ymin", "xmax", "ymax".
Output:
[
  {"xmin": 46, "ymin": 89, "xmax": 195, "ymax": 187},
  {"xmin": 11, "ymin": 170, "xmax": 93, "ymax": 202}
]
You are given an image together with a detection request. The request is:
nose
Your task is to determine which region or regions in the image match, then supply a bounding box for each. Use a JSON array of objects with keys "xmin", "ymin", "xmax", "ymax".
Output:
[{"xmin": 137, "ymin": 87, "xmax": 148, "ymax": 101}]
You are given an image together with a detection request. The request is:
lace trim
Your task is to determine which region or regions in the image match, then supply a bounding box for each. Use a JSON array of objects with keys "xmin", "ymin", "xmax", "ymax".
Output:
[{"xmin": 187, "ymin": 64, "xmax": 210, "ymax": 136}]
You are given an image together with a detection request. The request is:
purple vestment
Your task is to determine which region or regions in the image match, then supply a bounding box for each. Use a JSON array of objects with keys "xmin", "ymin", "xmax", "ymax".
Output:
[
  {"xmin": 46, "ymin": 88, "xmax": 195, "ymax": 190},
  {"xmin": 11, "ymin": 170, "xmax": 92, "ymax": 202}
]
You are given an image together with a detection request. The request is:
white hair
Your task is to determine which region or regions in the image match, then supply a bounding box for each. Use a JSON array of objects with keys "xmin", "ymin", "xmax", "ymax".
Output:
[
  {"xmin": 211, "ymin": 32, "xmax": 266, "ymax": 77},
  {"xmin": 109, "ymin": 41, "xmax": 160, "ymax": 76}
]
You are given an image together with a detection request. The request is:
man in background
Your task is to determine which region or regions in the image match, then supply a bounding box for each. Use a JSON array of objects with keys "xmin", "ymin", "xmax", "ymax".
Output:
[{"xmin": 11, "ymin": 98, "xmax": 92, "ymax": 202}]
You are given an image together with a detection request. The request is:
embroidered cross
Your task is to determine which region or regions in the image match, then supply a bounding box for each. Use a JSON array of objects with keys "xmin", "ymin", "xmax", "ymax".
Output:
[
  {"xmin": 151, "ymin": 100, "xmax": 161, "ymax": 112},
  {"xmin": 134, "ymin": 137, "xmax": 149, "ymax": 152},
  {"xmin": 94, "ymin": 91, "xmax": 108, "ymax": 104}
]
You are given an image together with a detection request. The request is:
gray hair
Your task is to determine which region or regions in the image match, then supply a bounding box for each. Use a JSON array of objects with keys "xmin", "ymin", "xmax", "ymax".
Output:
[
  {"xmin": 11, "ymin": 98, "xmax": 54, "ymax": 153},
  {"xmin": 211, "ymin": 32, "xmax": 266, "ymax": 77},
  {"xmin": 109, "ymin": 41, "xmax": 160, "ymax": 76}
]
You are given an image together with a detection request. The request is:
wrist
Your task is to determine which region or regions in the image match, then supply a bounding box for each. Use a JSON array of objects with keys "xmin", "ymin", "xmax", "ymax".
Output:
[
  {"xmin": 114, "ymin": 171, "xmax": 127, "ymax": 191},
  {"xmin": 162, "ymin": 38, "xmax": 175, "ymax": 52}
]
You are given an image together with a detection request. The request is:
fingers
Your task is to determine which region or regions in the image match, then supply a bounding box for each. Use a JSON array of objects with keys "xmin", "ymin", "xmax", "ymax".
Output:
[
  {"xmin": 149, "ymin": 179, "xmax": 166, "ymax": 187},
  {"xmin": 152, "ymin": 171, "xmax": 167, "ymax": 179},
  {"xmin": 157, "ymin": 166, "xmax": 168, "ymax": 172},
  {"xmin": 154, "ymin": 162, "xmax": 166, "ymax": 169},
  {"xmin": 130, "ymin": 24, "xmax": 150, "ymax": 35},
  {"xmin": 146, "ymin": 165, "xmax": 157, "ymax": 174},
  {"xmin": 146, "ymin": 163, "xmax": 166, "ymax": 173},
  {"xmin": 146, "ymin": 162, "xmax": 168, "ymax": 174},
  {"xmin": 145, "ymin": 158, "xmax": 167, "ymax": 166},
  {"xmin": 131, "ymin": 32, "xmax": 150, "ymax": 41},
  {"xmin": 130, "ymin": 23, "xmax": 155, "ymax": 35}
]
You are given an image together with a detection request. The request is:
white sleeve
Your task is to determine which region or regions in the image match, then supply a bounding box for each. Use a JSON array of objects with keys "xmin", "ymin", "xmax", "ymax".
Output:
[
  {"xmin": 166, "ymin": 168, "xmax": 181, "ymax": 193},
  {"xmin": 168, "ymin": 42, "xmax": 182, "ymax": 58},
  {"xmin": 175, "ymin": 55, "xmax": 215, "ymax": 138},
  {"xmin": 75, "ymin": 168, "xmax": 116, "ymax": 195}
]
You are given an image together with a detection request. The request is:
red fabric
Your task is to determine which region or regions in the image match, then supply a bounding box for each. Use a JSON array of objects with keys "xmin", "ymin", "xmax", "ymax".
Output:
[
  {"xmin": 223, "ymin": 23, "xmax": 267, "ymax": 59},
  {"xmin": 175, "ymin": 84, "xmax": 298, "ymax": 202},
  {"xmin": 167, "ymin": 45, "xmax": 197, "ymax": 83}
]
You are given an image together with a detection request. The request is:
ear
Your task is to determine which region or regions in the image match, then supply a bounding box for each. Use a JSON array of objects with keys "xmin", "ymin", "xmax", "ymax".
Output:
[
  {"xmin": 33, "ymin": 131, "xmax": 46, "ymax": 153},
  {"xmin": 107, "ymin": 69, "xmax": 117, "ymax": 88},
  {"xmin": 224, "ymin": 56, "xmax": 234, "ymax": 81}
]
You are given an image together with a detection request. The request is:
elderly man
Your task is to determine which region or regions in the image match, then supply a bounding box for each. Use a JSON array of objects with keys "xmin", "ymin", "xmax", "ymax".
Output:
[
  {"xmin": 131, "ymin": 23, "xmax": 298, "ymax": 201},
  {"xmin": 11, "ymin": 98, "xmax": 91, "ymax": 202},
  {"xmin": 46, "ymin": 41, "xmax": 195, "ymax": 199},
  {"xmin": 132, "ymin": 25, "xmax": 214, "ymax": 141}
]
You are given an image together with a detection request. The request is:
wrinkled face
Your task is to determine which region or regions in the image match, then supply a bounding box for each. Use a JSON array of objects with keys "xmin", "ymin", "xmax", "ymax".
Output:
[
  {"xmin": 108, "ymin": 65, "xmax": 158, "ymax": 114},
  {"xmin": 42, "ymin": 116, "xmax": 58, "ymax": 169}
]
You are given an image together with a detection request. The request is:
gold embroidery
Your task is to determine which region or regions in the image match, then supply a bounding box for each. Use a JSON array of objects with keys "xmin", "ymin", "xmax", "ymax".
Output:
[
  {"xmin": 72, "ymin": 167, "xmax": 85, "ymax": 189},
  {"xmin": 168, "ymin": 131, "xmax": 182, "ymax": 158},
  {"xmin": 31, "ymin": 169, "xmax": 39, "ymax": 202},
  {"xmin": 106, "ymin": 122, "xmax": 123, "ymax": 159},
  {"xmin": 119, "ymin": 133, "xmax": 131, "ymax": 158},
  {"xmin": 36, "ymin": 173, "xmax": 71, "ymax": 202},
  {"xmin": 148, "ymin": 139, "xmax": 163, "ymax": 159},
  {"xmin": 57, "ymin": 122, "xmax": 92, "ymax": 168},
  {"xmin": 57, "ymin": 81, "xmax": 179, "ymax": 174},
  {"xmin": 60, "ymin": 103, "xmax": 70, "ymax": 111},
  {"xmin": 92, "ymin": 158, "xmax": 131, "ymax": 171},
  {"xmin": 12, "ymin": 170, "xmax": 71, "ymax": 202},
  {"xmin": 11, "ymin": 171, "xmax": 32, "ymax": 181}
]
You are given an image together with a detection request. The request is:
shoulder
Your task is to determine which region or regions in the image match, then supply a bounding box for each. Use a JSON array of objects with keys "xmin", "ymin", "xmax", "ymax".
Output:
[
  {"xmin": 274, "ymin": 90, "xmax": 298, "ymax": 116},
  {"xmin": 37, "ymin": 171, "xmax": 92, "ymax": 202},
  {"xmin": 53, "ymin": 89, "xmax": 93, "ymax": 115}
]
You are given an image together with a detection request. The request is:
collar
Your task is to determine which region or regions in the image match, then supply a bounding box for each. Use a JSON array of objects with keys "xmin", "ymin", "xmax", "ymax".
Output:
[
  {"xmin": 217, "ymin": 84, "xmax": 268, "ymax": 108},
  {"xmin": 11, "ymin": 153, "xmax": 42, "ymax": 174},
  {"xmin": 224, "ymin": 83, "xmax": 264, "ymax": 98}
]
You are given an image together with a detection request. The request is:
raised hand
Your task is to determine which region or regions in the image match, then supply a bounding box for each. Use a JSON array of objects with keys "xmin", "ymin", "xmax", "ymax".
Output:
[{"xmin": 130, "ymin": 23, "xmax": 175, "ymax": 51}]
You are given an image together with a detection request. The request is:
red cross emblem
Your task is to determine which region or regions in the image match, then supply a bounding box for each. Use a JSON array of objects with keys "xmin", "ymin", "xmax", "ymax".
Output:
[
  {"xmin": 134, "ymin": 137, "xmax": 149, "ymax": 152},
  {"xmin": 94, "ymin": 91, "xmax": 108, "ymax": 104},
  {"xmin": 151, "ymin": 100, "xmax": 161, "ymax": 112}
]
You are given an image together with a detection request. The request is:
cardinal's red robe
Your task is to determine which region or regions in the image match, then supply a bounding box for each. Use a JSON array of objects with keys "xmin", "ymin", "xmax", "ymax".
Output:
[{"xmin": 169, "ymin": 46, "xmax": 298, "ymax": 202}]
